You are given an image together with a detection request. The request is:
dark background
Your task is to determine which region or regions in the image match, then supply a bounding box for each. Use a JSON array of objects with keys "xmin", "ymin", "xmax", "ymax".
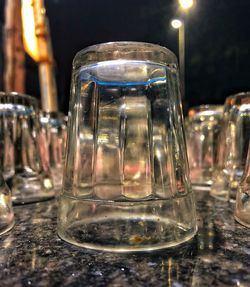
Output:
[{"xmin": 0, "ymin": 0, "xmax": 250, "ymax": 114}]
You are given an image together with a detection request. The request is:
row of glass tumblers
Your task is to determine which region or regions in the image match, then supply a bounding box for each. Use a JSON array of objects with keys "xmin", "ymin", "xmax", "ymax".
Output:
[
  {"xmin": 0, "ymin": 91, "xmax": 67, "ymax": 235},
  {"xmin": 185, "ymin": 92, "xmax": 250, "ymax": 228}
]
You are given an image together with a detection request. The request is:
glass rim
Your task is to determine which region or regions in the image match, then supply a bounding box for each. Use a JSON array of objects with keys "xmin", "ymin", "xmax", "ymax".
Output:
[
  {"xmin": 73, "ymin": 41, "xmax": 178, "ymax": 68},
  {"xmin": 224, "ymin": 91, "xmax": 250, "ymax": 107},
  {"xmin": 188, "ymin": 105, "xmax": 224, "ymax": 119},
  {"xmin": 0, "ymin": 91, "xmax": 38, "ymax": 107}
]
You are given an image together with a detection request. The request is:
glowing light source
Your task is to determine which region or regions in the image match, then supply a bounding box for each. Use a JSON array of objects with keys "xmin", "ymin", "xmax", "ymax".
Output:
[
  {"xmin": 178, "ymin": 0, "xmax": 194, "ymax": 10},
  {"xmin": 21, "ymin": 0, "xmax": 39, "ymax": 62},
  {"xmin": 171, "ymin": 19, "xmax": 183, "ymax": 29}
]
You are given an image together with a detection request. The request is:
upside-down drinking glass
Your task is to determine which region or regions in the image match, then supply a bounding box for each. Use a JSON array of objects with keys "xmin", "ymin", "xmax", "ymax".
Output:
[
  {"xmin": 0, "ymin": 92, "xmax": 54, "ymax": 204},
  {"xmin": 57, "ymin": 42, "xmax": 197, "ymax": 252},
  {"xmin": 39, "ymin": 111, "xmax": 67, "ymax": 191},
  {"xmin": 210, "ymin": 92, "xmax": 250, "ymax": 201},
  {"xmin": 185, "ymin": 105, "xmax": 223, "ymax": 188}
]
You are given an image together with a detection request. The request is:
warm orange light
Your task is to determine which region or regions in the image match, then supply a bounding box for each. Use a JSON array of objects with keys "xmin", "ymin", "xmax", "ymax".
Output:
[{"xmin": 21, "ymin": 0, "xmax": 39, "ymax": 62}]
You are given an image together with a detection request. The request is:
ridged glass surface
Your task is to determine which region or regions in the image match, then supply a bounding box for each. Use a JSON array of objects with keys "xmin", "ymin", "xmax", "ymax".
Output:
[{"xmin": 58, "ymin": 43, "xmax": 197, "ymax": 252}]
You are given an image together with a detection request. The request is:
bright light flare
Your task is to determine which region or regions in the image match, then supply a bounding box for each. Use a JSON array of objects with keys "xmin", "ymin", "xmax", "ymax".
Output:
[
  {"xmin": 171, "ymin": 19, "xmax": 183, "ymax": 29},
  {"xmin": 21, "ymin": 0, "xmax": 39, "ymax": 62},
  {"xmin": 179, "ymin": 0, "xmax": 194, "ymax": 10}
]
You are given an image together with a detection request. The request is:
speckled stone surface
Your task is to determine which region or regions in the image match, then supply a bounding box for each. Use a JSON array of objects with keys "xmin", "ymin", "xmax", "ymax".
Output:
[{"xmin": 0, "ymin": 190, "xmax": 250, "ymax": 287}]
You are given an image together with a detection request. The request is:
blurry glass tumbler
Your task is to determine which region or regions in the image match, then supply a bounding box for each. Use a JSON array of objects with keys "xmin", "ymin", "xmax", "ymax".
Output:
[
  {"xmin": 211, "ymin": 92, "xmax": 250, "ymax": 201},
  {"xmin": 39, "ymin": 111, "xmax": 67, "ymax": 190},
  {"xmin": 0, "ymin": 92, "xmax": 54, "ymax": 204},
  {"xmin": 186, "ymin": 105, "xmax": 223, "ymax": 187},
  {"xmin": 0, "ymin": 172, "xmax": 14, "ymax": 235},
  {"xmin": 235, "ymin": 142, "xmax": 250, "ymax": 228},
  {"xmin": 58, "ymin": 42, "xmax": 197, "ymax": 252}
]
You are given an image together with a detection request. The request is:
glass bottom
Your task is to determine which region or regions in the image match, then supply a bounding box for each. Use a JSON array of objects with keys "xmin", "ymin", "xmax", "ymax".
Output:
[
  {"xmin": 190, "ymin": 169, "xmax": 213, "ymax": 188},
  {"xmin": 209, "ymin": 188, "xmax": 236, "ymax": 202},
  {"xmin": 210, "ymin": 169, "xmax": 241, "ymax": 202},
  {"xmin": 192, "ymin": 184, "xmax": 211, "ymax": 191},
  {"xmin": 234, "ymin": 213, "xmax": 250, "ymax": 229},
  {"xmin": 9, "ymin": 174, "xmax": 55, "ymax": 204},
  {"xmin": 58, "ymin": 193, "xmax": 197, "ymax": 252},
  {"xmin": 0, "ymin": 218, "xmax": 15, "ymax": 236}
]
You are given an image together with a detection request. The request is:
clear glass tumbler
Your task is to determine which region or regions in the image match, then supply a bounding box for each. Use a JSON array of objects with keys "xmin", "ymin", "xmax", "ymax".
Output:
[
  {"xmin": 234, "ymin": 142, "xmax": 250, "ymax": 228},
  {"xmin": 210, "ymin": 92, "xmax": 250, "ymax": 201},
  {"xmin": 0, "ymin": 172, "xmax": 14, "ymax": 235},
  {"xmin": 0, "ymin": 92, "xmax": 54, "ymax": 204},
  {"xmin": 39, "ymin": 111, "xmax": 67, "ymax": 191},
  {"xmin": 185, "ymin": 105, "xmax": 223, "ymax": 188},
  {"xmin": 57, "ymin": 42, "xmax": 197, "ymax": 252}
]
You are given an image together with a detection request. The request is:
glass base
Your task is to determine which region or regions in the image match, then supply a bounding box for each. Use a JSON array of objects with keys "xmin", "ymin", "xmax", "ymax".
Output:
[
  {"xmin": 12, "ymin": 192, "xmax": 55, "ymax": 205},
  {"xmin": 190, "ymin": 169, "xmax": 213, "ymax": 188},
  {"xmin": 192, "ymin": 184, "xmax": 211, "ymax": 191},
  {"xmin": 58, "ymin": 193, "xmax": 197, "ymax": 252},
  {"xmin": 234, "ymin": 213, "xmax": 250, "ymax": 228},
  {"xmin": 0, "ymin": 219, "xmax": 15, "ymax": 236},
  {"xmin": 9, "ymin": 175, "xmax": 55, "ymax": 204},
  {"xmin": 209, "ymin": 189, "xmax": 236, "ymax": 202},
  {"xmin": 210, "ymin": 169, "xmax": 240, "ymax": 202}
]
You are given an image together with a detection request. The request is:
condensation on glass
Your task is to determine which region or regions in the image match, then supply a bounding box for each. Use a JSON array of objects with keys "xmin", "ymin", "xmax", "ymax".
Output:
[
  {"xmin": 185, "ymin": 105, "xmax": 223, "ymax": 188},
  {"xmin": 211, "ymin": 92, "xmax": 250, "ymax": 201},
  {"xmin": 57, "ymin": 42, "xmax": 197, "ymax": 252},
  {"xmin": 0, "ymin": 92, "xmax": 54, "ymax": 204}
]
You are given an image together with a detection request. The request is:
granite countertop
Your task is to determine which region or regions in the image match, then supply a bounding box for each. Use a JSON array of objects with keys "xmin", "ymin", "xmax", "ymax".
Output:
[{"xmin": 0, "ymin": 190, "xmax": 250, "ymax": 287}]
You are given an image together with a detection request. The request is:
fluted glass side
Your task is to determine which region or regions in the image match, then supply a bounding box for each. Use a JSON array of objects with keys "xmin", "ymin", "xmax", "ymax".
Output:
[{"xmin": 58, "ymin": 42, "xmax": 197, "ymax": 252}]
